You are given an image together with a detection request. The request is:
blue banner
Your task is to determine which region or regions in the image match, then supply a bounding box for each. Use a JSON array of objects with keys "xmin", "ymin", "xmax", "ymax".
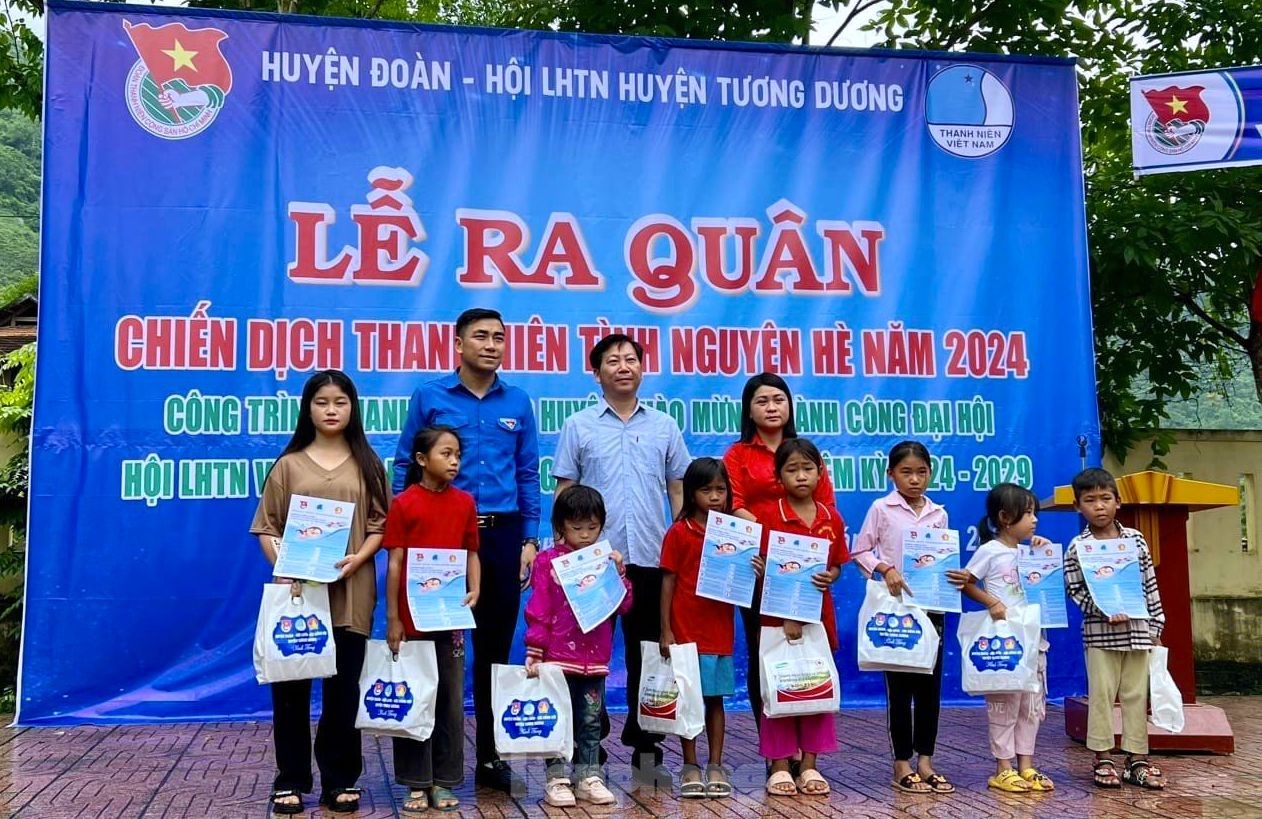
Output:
[
  {"xmin": 1131, "ymin": 65, "xmax": 1262, "ymax": 175},
  {"xmin": 24, "ymin": 1, "xmax": 1097, "ymax": 724}
]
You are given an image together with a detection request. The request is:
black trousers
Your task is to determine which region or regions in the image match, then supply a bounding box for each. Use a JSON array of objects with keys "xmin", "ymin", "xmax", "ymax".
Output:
[
  {"xmin": 393, "ymin": 633, "xmax": 465, "ymax": 788},
  {"xmin": 619, "ymin": 565, "xmax": 665, "ymax": 764},
  {"xmin": 739, "ymin": 598, "xmax": 764, "ymax": 724},
  {"xmin": 271, "ymin": 627, "xmax": 367, "ymax": 795},
  {"xmin": 471, "ymin": 516, "xmax": 524, "ymax": 766},
  {"xmin": 884, "ymin": 611, "xmax": 945, "ymax": 760}
]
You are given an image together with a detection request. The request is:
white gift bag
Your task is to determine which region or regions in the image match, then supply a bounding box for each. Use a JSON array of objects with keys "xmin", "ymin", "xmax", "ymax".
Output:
[
  {"xmin": 492, "ymin": 664, "xmax": 573, "ymax": 758},
  {"xmin": 857, "ymin": 581, "xmax": 940, "ymax": 674},
  {"xmin": 636, "ymin": 641, "xmax": 705, "ymax": 739},
  {"xmin": 1149, "ymin": 646, "xmax": 1185, "ymax": 733},
  {"xmin": 253, "ymin": 583, "xmax": 337, "ymax": 684},
  {"xmin": 354, "ymin": 640, "xmax": 439, "ymax": 740},
  {"xmin": 760, "ymin": 624, "xmax": 840, "ymax": 717},
  {"xmin": 957, "ymin": 604, "xmax": 1042, "ymax": 695}
]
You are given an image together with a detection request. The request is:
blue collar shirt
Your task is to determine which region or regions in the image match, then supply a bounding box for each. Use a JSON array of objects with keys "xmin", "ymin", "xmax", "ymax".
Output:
[{"xmin": 391, "ymin": 371, "xmax": 541, "ymax": 539}]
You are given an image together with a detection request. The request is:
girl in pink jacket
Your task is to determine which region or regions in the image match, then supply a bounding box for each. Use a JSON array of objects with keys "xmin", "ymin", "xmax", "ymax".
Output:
[{"xmin": 525, "ymin": 485, "xmax": 632, "ymax": 807}]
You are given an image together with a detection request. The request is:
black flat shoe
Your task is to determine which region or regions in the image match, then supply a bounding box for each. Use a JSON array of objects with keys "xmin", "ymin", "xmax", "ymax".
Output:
[{"xmin": 476, "ymin": 759, "xmax": 526, "ymax": 795}]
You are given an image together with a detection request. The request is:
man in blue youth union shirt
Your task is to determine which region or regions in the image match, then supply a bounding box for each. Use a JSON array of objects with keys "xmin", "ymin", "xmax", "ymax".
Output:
[
  {"xmin": 392, "ymin": 307, "xmax": 541, "ymax": 794},
  {"xmin": 554, "ymin": 333, "xmax": 690, "ymax": 788}
]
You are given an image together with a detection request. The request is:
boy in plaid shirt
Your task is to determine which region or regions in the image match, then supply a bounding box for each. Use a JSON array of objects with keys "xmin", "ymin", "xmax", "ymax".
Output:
[{"xmin": 1063, "ymin": 468, "xmax": 1168, "ymax": 790}]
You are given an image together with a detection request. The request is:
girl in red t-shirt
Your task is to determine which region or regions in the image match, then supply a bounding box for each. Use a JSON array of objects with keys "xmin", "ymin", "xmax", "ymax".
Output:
[
  {"xmin": 384, "ymin": 425, "xmax": 481, "ymax": 814},
  {"xmin": 748, "ymin": 438, "xmax": 848, "ymax": 799},
  {"xmin": 660, "ymin": 457, "xmax": 760, "ymax": 799}
]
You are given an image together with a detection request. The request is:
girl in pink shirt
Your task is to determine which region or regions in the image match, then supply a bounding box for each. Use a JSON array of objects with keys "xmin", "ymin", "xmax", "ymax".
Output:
[
  {"xmin": 524, "ymin": 485, "xmax": 632, "ymax": 807},
  {"xmin": 851, "ymin": 441, "xmax": 955, "ymax": 795}
]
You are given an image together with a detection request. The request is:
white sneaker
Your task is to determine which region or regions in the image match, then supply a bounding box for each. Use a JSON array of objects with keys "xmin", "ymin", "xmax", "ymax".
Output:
[
  {"xmin": 545, "ymin": 777, "xmax": 576, "ymax": 807},
  {"xmin": 576, "ymin": 776, "xmax": 616, "ymax": 805}
]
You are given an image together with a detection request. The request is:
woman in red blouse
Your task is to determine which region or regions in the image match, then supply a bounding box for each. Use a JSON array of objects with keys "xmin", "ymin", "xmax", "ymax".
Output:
[{"xmin": 723, "ymin": 373, "xmax": 835, "ymax": 723}]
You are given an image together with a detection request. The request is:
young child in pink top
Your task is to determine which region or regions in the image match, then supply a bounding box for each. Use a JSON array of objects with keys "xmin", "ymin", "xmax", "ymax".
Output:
[
  {"xmin": 524, "ymin": 485, "xmax": 632, "ymax": 807},
  {"xmin": 850, "ymin": 441, "xmax": 955, "ymax": 795}
]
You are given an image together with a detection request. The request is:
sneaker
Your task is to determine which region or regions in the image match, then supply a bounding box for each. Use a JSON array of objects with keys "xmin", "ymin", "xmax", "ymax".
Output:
[
  {"xmin": 475, "ymin": 759, "xmax": 526, "ymax": 795},
  {"xmin": 545, "ymin": 778, "xmax": 577, "ymax": 807},
  {"xmin": 576, "ymin": 776, "xmax": 616, "ymax": 805}
]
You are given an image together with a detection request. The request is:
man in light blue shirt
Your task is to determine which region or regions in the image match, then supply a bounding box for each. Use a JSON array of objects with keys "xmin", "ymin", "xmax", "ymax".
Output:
[{"xmin": 554, "ymin": 333, "xmax": 690, "ymax": 787}]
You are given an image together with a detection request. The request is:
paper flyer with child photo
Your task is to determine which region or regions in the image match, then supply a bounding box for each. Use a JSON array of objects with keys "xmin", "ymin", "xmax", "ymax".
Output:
[
  {"xmin": 696, "ymin": 511, "xmax": 762, "ymax": 607},
  {"xmin": 759, "ymin": 530, "xmax": 827, "ymax": 623},
  {"xmin": 405, "ymin": 548, "xmax": 476, "ymax": 632},
  {"xmin": 901, "ymin": 527, "xmax": 961, "ymax": 613},
  {"xmin": 1018, "ymin": 542, "xmax": 1069, "ymax": 628},
  {"xmin": 1078, "ymin": 538, "xmax": 1149, "ymax": 619},
  {"xmin": 273, "ymin": 494, "xmax": 355, "ymax": 583},
  {"xmin": 555, "ymin": 540, "xmax": 626, "ymax": 634}
]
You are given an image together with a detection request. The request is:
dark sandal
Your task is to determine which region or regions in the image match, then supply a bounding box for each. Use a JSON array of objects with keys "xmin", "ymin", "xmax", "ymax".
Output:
[
  {"xmin": 1093, "ymin": 758, "xmax": 1121, "ymax": 788},
  {"xmin": 892, "ymin": 772, "xmax": 932, "ymax": 793},
  {"xmin": 430, "ymin": 785, "xmax": 460, "ymax": 812},
  {"xmin": 321, "ymin": 786, "xmax": 361, "ymax": 813},
  {"xmin": 269, "ymin": 789, "xmax": 304, "ymax": 815},
  {"xmin": 1123, "ymin": 757, "xmax": 1166, "ymax": 790},
  {"xmin": 922, "ymin": 772, "xmax": 956, "ymax": 794}
]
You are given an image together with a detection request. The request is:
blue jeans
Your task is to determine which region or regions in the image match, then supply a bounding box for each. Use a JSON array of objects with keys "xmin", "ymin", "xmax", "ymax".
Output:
[{"xmin": 546, "ymin": 675, "xmax": 606, "ymax": 783}]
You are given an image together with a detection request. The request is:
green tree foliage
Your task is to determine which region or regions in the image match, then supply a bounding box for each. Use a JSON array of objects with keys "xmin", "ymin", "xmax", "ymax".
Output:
[
  {"xmin": 0, "ymin": 0, "xmax": 41, "ymax": 120},
  {"xmin": 186, "ymin": 0, "xmax": 440, "ymax": 22},
  {"xmin": 867, "ymin": 0, "xmax": 1262, "ymax": 460},
  {"xmin": 0, "ymin": 342, "xmax": 33, "ymax": 709},
  {"xmin": 0, "ymin": 109, "xmax": 39, "ymax": 291},
  {"xmin": 446, "ymin": 0, "xmax": 818, "ymax": 42}
]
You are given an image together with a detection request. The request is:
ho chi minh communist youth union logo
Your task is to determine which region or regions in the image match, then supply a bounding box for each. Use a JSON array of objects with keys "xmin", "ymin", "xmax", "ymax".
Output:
[
  {"xmin": 925, "ymin": 64, "xmax": 1014, "ymax": 158},
  {"xmin": 1139, "ymin": 85, "xmax": 1209, "ymax": 155},
  {"xmin": 123, "ymin": 20, "xmax": 234, "ymax": 140}
]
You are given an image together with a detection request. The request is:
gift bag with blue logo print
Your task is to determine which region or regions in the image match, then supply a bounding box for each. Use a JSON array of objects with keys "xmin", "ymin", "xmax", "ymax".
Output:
[
  {"xmin": 957, "ymin": 604, "xmax": 1042, "ymax": 695},
  {"xmin": 492, "ymin": 663, "xmax": 573, "ymax": 758},
  {"xmin": 354, "ymin": 639, "xmax": 438, "ymax": 740},
  {"xmin": 253, "ymin": 582, "xmax": 337, "ymax": 684},
  {"xmin": 856, "ymin": 581, "xmax": 939, "ymax": 674}
]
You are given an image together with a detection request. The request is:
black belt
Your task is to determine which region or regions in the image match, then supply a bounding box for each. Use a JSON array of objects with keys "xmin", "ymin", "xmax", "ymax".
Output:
[{"xmin": 477, "ymin": 512, "xmax": 520, "ymax": 529}]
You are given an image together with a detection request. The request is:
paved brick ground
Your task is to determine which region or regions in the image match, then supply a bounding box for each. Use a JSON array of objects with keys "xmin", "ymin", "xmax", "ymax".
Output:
[{"xmin": 1, "ymin": 698, "xmax": 1259, "ymax": 818}]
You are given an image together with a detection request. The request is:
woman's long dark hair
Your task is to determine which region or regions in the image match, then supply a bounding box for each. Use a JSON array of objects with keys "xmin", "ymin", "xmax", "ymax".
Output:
[
  {"xmin": 270, "ymin": 369, "xmax": 390, "ymax": 512},
  {"xmin": 739, "ymin": 372, "xmax": 798, "ymax": 443}
]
